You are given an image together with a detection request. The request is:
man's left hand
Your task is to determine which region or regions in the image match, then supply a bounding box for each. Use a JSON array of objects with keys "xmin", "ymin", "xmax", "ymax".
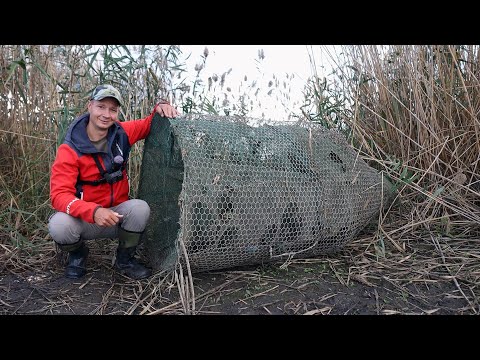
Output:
[{"xmin": 156, "ymin": 102, "xmax": 179, "ymax": 118}]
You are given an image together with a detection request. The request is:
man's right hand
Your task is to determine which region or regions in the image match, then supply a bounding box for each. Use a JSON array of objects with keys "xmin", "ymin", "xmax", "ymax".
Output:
[{"xmin": 94, "ymin": 207, "xmax": 123, "ymax": 226}]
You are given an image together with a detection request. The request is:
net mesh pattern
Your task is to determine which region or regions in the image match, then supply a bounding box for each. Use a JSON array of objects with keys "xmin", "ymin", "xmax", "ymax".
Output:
[{"xmin": 138, "ymin": 114, "xmax": 393, "ymax": 273}]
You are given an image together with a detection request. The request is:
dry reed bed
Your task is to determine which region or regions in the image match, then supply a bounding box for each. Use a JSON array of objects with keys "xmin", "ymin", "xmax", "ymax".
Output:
[{"xmin": 1, "ymin": 45, "xmax": 480, "ymax": 314}]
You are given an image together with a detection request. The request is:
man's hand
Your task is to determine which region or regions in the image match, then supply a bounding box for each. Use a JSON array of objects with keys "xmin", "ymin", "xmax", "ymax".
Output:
[
  {"xmin": 94, "ymin": 207, "xmax": 123, "ymax": 227},
  {"xmin": 156, "ymin": 101, "xmax": 179, "ymax": 118}
]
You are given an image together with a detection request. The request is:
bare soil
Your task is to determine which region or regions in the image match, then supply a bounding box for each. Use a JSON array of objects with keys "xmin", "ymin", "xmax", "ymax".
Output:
[{"xmin": 0, "ymin": 239, "xmax": 472, "ymax": 315}]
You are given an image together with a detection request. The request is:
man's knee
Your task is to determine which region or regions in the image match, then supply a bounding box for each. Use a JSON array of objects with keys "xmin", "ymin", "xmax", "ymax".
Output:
[
  {"xmin": 131, "ymin": 199, "xmax": 150, "ymax": 217},
  {"xmin": 120, "ymin": 199, "xmax": 150, "ymax": 231},
  {"xmin": 48, "ymin": 212, "xmax": 81, "ymax": 245}
]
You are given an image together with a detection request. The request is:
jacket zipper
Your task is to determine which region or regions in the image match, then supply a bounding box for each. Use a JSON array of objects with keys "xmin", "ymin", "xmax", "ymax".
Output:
[{"xmin": 109, "ymin": 183, "xmax": 114, "ymax": 207}]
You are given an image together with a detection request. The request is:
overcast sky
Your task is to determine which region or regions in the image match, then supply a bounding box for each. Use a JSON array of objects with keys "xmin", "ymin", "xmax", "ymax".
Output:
[{"xmin": 178, "ymin": 45, "xmax": 336, "ymax": 120}]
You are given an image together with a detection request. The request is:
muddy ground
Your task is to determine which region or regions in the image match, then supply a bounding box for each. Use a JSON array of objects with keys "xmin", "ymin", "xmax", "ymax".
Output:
[{"xmin": 0, "ymin": 239, "xmax": 473, "ymax": 315}]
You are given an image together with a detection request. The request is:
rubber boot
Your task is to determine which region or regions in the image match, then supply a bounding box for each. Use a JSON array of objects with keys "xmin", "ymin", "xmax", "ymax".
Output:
[
  {"xmin": 114, "ymin": 228, "xmax": 152, "ymax": 280},
  {"xmin": 58, "ymin": 241, "xmax": 89, "ymax": 279}
]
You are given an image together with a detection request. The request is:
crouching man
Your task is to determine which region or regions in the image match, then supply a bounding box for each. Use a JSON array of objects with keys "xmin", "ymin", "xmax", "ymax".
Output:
[{"xmin": 48, "ymin": 84, "xmax": 178, "ymax": 279}]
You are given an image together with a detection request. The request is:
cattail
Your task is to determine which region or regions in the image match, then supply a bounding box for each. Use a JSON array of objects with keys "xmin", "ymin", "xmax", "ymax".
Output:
[{"xmin": 258, "ymin": 49, "xmax": 265, "ymax": 60}]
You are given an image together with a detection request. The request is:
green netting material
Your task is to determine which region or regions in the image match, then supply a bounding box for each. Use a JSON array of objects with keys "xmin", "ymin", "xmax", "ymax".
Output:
[{"xmin": 138, "ymin": 114, "xmax": 394, "ymax": 273}]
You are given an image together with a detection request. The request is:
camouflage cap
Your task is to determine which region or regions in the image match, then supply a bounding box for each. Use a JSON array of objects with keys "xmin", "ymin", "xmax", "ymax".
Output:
[{"xmin": 90, "ymin": 84, "xmax": 123, "ymax": 107}]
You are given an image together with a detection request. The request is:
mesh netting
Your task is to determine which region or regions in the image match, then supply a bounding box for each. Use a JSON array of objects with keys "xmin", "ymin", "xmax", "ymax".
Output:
[{"xmin": 138, "ymin": 114, "xmax": 394, "ymax": 273}]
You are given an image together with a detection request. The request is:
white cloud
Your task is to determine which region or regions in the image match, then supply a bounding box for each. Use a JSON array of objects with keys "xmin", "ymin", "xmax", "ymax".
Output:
[{"xmin": 180, "ymin": 46, "xmax": 307, "ymax": 119}]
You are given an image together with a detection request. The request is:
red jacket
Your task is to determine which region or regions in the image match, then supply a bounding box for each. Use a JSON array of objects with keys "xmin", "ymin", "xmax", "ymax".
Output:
[{"xmin": 50, "ymin": 107, "xmax": 157, "ymax": 223}]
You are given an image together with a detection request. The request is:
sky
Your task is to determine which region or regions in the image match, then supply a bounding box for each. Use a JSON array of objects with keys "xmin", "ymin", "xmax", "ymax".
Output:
[{"xmin": 178, "ymin": 45, "xmax": 337, "ymax": 120}]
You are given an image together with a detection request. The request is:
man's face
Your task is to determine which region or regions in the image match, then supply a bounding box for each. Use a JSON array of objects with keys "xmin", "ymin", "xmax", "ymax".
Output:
[{"xmin": 87, "ymin": 98, "xmax": 120, "ymax": 131}]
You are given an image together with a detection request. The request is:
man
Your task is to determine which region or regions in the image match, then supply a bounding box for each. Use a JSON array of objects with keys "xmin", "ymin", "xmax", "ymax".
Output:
[{"xmin": 48, "ymin": 84, "xmax": 179, "ymax": 280}]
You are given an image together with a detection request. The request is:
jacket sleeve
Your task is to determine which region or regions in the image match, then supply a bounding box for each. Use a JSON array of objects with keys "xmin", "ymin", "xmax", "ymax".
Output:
[
  {"xmin": 50, "ymin": 144, "xmax": 101, "ymax": 223},
  {"xmin": 120, "ymin": 105, "xmax": 158, "ymax": 145}
]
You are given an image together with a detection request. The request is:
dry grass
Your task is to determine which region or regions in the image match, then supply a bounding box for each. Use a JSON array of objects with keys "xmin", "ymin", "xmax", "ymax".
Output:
[
  {"xmin": 329, "ymin": 45, "xmax": 480, "ymax": 312},
  {"xmin": 1, "ymin": 45, "xmax": 480, "ymax": 314}
]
